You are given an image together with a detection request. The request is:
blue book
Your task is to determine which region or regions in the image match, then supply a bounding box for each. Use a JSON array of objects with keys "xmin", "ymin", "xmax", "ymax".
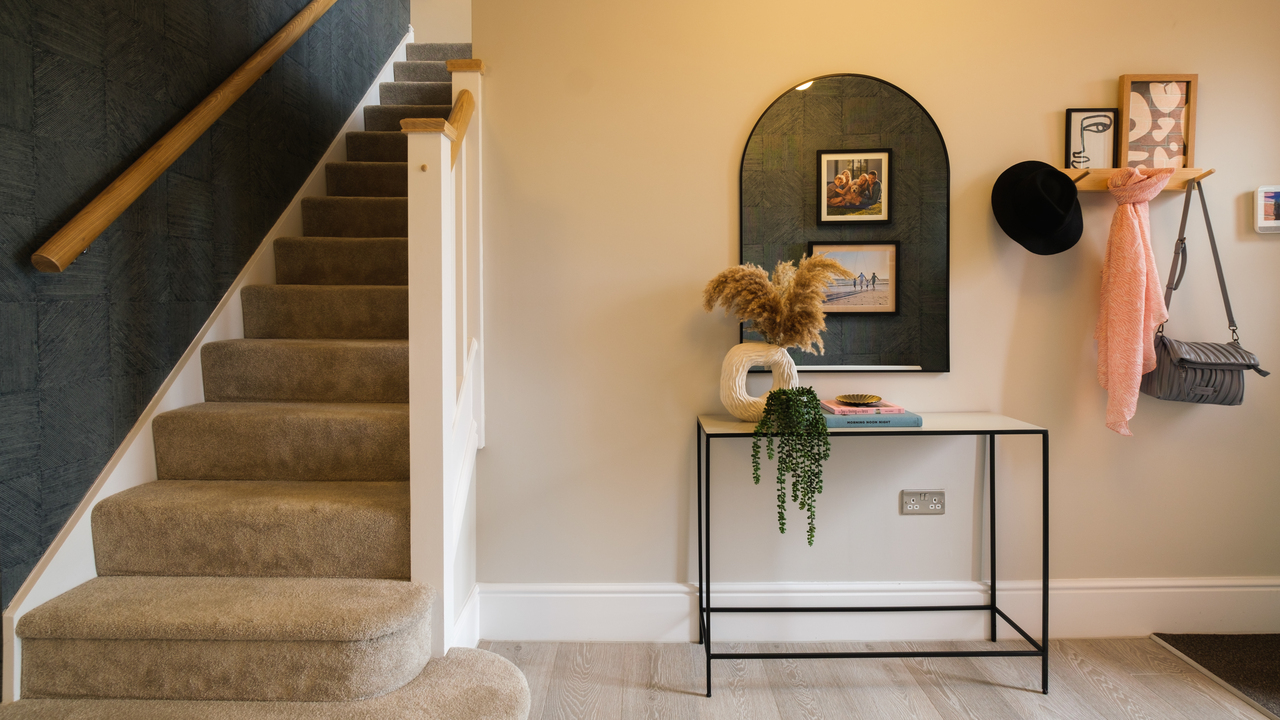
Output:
[{"xmin": 824, "ymin": 411, "xmax": 922, "ymax": 428}]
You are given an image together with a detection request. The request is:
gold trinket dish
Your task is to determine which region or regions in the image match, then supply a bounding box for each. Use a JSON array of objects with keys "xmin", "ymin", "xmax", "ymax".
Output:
[{"xmin": 836, "ymin": 394, "xmax": 881, "ymax": 406}]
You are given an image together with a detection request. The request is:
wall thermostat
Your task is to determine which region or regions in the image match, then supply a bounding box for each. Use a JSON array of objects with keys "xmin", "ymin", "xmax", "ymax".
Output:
[{"xmin": 1257, "ymin": 186, "xmax": 1280, "ymax": 233}]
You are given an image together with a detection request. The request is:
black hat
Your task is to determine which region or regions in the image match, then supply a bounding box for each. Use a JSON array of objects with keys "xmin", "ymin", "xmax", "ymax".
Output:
[{"xmin": 991, "ymin": 161, "xmax": 1083, "ymax": 255}]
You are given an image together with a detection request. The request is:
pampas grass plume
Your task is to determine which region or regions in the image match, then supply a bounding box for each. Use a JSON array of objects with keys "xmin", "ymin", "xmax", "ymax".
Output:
[{"xmin": 703, "ymin": 256, "xmax": 854, "ymax": 355}]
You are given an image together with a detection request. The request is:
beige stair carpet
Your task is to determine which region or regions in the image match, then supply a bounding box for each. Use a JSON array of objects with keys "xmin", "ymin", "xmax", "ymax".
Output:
[{"xmin": 2, "ymin": 42, "xmax": 527, "ymax": 719}]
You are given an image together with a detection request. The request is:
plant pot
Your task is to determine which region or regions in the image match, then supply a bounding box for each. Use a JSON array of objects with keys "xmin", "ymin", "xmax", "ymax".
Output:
[{"xmin": 720, "ymin": 342, "xmax": 799, "ymax": 421}]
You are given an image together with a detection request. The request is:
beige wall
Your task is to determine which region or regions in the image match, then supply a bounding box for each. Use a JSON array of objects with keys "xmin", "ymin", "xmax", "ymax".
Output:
[
  {"xmin": 473, "ymin": 0, "xmax": 1280, "ymax": 586},
  {"xmin": 411, "ymin": 0, "xmax": 470, "ymax": 42}
]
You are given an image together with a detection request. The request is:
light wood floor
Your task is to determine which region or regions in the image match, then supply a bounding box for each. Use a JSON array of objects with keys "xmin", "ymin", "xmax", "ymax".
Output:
[{"xmin": 479, "ymin": 638, "xmax": 1264, "ymax": 719}]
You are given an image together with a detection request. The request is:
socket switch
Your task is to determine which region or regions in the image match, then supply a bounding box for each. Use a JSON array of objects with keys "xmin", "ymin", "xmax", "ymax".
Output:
[{"xmin": 901, "ymin": 489, "xmax": 945, "ymax": 515}]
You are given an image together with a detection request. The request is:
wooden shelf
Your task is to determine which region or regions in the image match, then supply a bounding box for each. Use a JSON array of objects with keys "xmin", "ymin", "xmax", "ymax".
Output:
[{"xmin": 1060, "ymin": 167, "xmax": 1214, "ymax": 192}]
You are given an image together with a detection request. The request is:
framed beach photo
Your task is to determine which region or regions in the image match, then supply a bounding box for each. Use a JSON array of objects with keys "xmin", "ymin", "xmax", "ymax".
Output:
[
  {"xmin": 1118, "ymin": 74, "xmax": 1197, "ymax": 169},
  {"xmin": 807, "ymin": 241, "xmax": 898, "ymax": 314},
  {"xmin": 1065, "ymin": 108, "xmax": 1117, "ymax": 169},
  {"xmin": 818, "ymin": 149, "xmax": 891, "ymax": 225}
]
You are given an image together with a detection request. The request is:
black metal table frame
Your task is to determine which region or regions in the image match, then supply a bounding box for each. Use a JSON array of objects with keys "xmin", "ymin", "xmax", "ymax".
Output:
[{"xmin": 696, "ymin": 418, "xmax": 1049, "ymax": 697}]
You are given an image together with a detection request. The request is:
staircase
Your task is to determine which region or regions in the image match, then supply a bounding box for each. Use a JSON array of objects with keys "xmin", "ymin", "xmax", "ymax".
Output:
[{"xmin": 0, "ymin": 44, "xmax": 529, "ymax": 719}]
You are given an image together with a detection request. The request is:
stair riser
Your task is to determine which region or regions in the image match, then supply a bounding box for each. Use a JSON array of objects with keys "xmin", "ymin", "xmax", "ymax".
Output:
[
  {"xmin": 275, "ymin": 237, "xmax": 408, "ymax": 286},
  {"xmin": 93, "ymin": 482, "xmax": 409, "ymax": 579},
  {"xmin": 379, "ymin": 82, "xmax": 452, "ymax": 106},
  {"xmin": 302, "ymin": 197, "xmax": 407, "ymax": 237},
  {"xmin": 393, "ymin": 60, "xmax": 450, "ymax": 82},
  {"xmin": 325, "ymin": 162, "xmax": 407, "ymax": 198},
  {"xmin": 153, "ymin": 405, "xmax": 409, "ymax": 482},
  {"xmin": 21, "ymin": 617, "xmax": 429, "ymax": 701},
  {"xmin": 405, "ymin": 42, "xmax": 471, "ymax": 61},
  {"xmin": 203, "ymin": 341, "xmax": 408, "ymax": 403},
  {"xmin": 363, "ymin": 105, "xmax": 451, "ymax": 132},
  {"xmin": 345, "ymin": 131, "xmax": 408, "ymax": 162},
  {"xmin": 241, "ymin": 286, "xmax": 408, "ymax": 340}
]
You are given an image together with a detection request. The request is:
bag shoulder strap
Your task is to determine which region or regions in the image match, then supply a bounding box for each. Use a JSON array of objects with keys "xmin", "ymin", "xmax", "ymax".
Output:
[{"xmin": 1162, "ymin": 179, "xmax": 1241, "ymax": 341}]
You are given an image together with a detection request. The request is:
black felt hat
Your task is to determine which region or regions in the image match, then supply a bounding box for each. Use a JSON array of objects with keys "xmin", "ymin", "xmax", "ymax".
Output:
[{"xmin": 991, "ymin": 161, "xmax": 1083, "ymax": 255}]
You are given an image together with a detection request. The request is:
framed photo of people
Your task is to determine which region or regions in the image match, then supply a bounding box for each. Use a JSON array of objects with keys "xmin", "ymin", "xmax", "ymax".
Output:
[
  {"xmin": 807, "ymin": 241, "xmax": 898, "ymax": 315},
  {"xmin": 818, "ymin": 149, "xmax": 891, "ymax": 225}
]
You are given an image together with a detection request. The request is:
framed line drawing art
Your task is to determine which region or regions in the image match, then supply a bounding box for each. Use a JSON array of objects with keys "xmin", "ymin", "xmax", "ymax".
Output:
[
  {"xmin": 1065, "ymin": 108, "xmax": 1117, "ymax": 169},
  {"xmin": 818, "ymin": 149, "xmax": 891, "ymax": 225},
  {"xmin": 807, "ymin": 241, "xmax": 898, "ymax": 314},
  {"xmin": 1118, "ymin": 74, "xmax": 1197, "ymax": 169}
]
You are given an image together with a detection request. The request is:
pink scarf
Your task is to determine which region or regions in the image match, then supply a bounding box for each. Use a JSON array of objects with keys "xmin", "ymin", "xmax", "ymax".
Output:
[{"xmin": 1096, "ymin": 167, "xmax": 1175, "ymax": 436}]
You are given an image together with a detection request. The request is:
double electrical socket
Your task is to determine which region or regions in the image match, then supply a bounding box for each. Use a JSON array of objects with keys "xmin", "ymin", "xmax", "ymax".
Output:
[{"xmin": 900, "ymin": 489, "xmax": 945, "ymax": 515}]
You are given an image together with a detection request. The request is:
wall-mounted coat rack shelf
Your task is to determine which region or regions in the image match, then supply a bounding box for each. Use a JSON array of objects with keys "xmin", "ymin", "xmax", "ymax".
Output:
[{"xmin": 1060, "ymin": 167, "xmax": 1214, "ymax": 192}]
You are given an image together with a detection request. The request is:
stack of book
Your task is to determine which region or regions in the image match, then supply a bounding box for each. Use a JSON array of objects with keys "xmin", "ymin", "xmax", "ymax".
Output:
[{"xmin": 820, "ymin": 399, "xmax": 923, "ymax": 428}]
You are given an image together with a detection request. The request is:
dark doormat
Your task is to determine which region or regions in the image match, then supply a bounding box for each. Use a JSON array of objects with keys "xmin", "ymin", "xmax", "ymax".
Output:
[{"xmin": 1153, "ymin": 633, "xmax": 1280, "ymax": 720}]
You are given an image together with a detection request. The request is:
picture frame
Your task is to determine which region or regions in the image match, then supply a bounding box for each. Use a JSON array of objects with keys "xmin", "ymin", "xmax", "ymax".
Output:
[
  {"xmin": 1064, "ymin": 108, "xmax": 1118, "ymax": 169},
  {"xmin": 1118, "ymin": 74, "xmax": 1197, "ymax": 170},
  {"xmin": 1256, "ymin": 186, "xmax": 1280, "ymax": 234},
  {"xmin": 807, "ymin": 241, "xmax": 898, "ymax": 315},
  {"xmin": 818, "ymin": 149, "xmax": 891, "ymax": 225}
]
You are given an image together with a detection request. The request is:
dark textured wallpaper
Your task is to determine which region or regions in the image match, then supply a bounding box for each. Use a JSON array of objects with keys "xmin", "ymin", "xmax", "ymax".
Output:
[
  {"xmin": 0, "ymin": 0, "xmax": 410, "ymax": 608},
  {"xmin": 740, "ymin": 74, "xmax": 950, "ymax": 371}
]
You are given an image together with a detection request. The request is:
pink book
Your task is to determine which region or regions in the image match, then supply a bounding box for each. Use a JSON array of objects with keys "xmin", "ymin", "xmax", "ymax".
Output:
[{"xmin": 820, "ymin": 400, "xmax": 906, "ymax": 415}]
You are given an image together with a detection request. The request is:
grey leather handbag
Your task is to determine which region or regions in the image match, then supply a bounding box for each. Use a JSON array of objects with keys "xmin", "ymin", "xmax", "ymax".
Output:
[{"xmin": 1140, "ymin": 180, "xmax": 1268, "ymax": 405}]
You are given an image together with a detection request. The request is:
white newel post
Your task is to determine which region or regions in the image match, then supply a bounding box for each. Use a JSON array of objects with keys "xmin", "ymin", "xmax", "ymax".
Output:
[
  {"xmin": 405, "ymin": 124, "xmax": 457, "ymax": 655},
  {"xmin": 452, "ymin": 69, "xmax": 484, "ymax": 449}
]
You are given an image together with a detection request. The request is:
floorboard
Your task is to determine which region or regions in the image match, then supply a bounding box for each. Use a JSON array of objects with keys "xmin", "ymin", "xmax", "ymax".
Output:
[{"xmin": 474, "ymin": 638, "xmax": 1265, "ymax": 719}]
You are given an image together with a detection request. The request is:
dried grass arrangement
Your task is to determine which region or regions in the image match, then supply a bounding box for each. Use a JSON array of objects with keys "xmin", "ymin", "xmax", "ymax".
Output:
[{"xmin": 703, "ymin": 256, "xmax": 853, "ymax": 353}]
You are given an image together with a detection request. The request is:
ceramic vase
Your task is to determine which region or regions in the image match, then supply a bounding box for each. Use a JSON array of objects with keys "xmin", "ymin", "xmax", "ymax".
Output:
[{"xmin": 719, "ymin": 342, "xmax": 799, "ymax": 422}]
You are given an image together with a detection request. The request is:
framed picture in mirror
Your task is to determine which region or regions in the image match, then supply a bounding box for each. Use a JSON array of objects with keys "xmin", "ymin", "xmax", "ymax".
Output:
[
  {"xmin": 808, "ymin": 241, "xmax": 898, "ymax": 315},
  {"xmin": 818, "ymin": 149, "xmax": 891, "ymax": 225}
]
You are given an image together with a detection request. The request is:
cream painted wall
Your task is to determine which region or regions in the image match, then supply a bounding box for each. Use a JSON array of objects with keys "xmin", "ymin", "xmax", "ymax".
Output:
[
  {"xmin": 411, "ymin": 0, "xmax": 470, "ymax": 42},
  {"xmin": 473, "ymin": 0, "xmax": 1280, "ymax": 588}
]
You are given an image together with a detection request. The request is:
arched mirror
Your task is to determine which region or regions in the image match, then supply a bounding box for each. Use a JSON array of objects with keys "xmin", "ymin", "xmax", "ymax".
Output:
[{"xmin": 741, "ymin": 74, "xmax": 950, "ymax": 372}]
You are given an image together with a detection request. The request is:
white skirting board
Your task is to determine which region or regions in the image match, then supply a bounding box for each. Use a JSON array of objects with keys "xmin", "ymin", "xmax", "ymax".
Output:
[
  {"xmin": 1, "ymin": 28, "xmax": 415, "ymax": 704},
  {"xmin": 476, "ymin": 577, "xmax": 1280, "ymax": 643}
]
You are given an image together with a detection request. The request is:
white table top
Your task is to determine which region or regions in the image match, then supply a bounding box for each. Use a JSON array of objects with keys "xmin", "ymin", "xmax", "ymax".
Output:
[{"xmin": 698, "ymin": 412, "xmax": 1045, "ymax": 436}]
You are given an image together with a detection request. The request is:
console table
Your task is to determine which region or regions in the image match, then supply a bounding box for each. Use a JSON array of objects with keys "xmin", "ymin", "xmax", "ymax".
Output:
[{"xmin": 695, "ymin": 413, "xmax": 1049, "ymax": 697}]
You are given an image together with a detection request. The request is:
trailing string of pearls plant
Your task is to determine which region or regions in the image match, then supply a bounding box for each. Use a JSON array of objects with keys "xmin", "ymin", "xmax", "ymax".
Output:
[{"xmin": 752, "ymin": 386, "xmax": 831, "ymax": 545}]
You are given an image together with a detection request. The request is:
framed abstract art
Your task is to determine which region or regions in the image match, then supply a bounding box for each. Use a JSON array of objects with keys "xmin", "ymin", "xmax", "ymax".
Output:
[{"xmin": 1118, "ymin": 74, "xmax": 1197, "ymax": 170}]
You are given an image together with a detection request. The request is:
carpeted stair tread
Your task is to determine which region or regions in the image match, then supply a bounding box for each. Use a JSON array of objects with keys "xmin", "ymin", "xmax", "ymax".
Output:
[
  {"xmin": 326, "ymin": 161, "xmax": 408, "ymax": 198},
  {"xmin": 241, "ymin": 285, "xmax": 407, "ymax": 340},
  {"xmin": 364, "ymin": 104, "xmax": 452, "ymax": 131},
  {"xmin": 17, "ymin": 577, "xmax": 432, "ymax": 702},
  {"xmin": 153, "ymin": 402, "xmax": 408, "ymax": 482},
  {"xmin": 92, "ymin": 481, "xmax": 409, "ymax": 578},
  {"xmin": 19, "ymin": 576, "xmax": 429, "ymax": 642},
  {"xmin": 302, "ymin": 197, "xmax": 407, "ymax": 237},
  {"xmin": 203, "ymin": 339, "xmax": 408, "ymax": 403},
  {"xmin": 345, "ymin": 131, "xmax": 408, "ymax": 162},
  {"xmin": 393, "ymin": 60, "xmax": 450, "ymax": 83},
  {"xmin": 380, "ymin": 81, "xmax": 452, "ymax": 106},
  {"xmin": 275, "ymin": 237, "xmax": 408, "ymax": 286},
  {"xmin": 405, "ymin": 42, "xmax": 472, "ymax": 61},
  {"xmin": 0, "ymin": 647, "xmax": 530, "ymax": 719}
]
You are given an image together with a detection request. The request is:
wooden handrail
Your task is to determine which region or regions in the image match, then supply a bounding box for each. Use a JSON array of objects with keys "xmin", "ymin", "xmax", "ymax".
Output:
[
  {"xmin": 446, "ymin": 91, "xmax": 475, "ymax": 169},
  {"xmin": 400, "ymin": 90, "xmax": 475, "ymax": 170},
  {"xmin": 31, "ymin": 0, "xmax": 341, "ymax": 273}
]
